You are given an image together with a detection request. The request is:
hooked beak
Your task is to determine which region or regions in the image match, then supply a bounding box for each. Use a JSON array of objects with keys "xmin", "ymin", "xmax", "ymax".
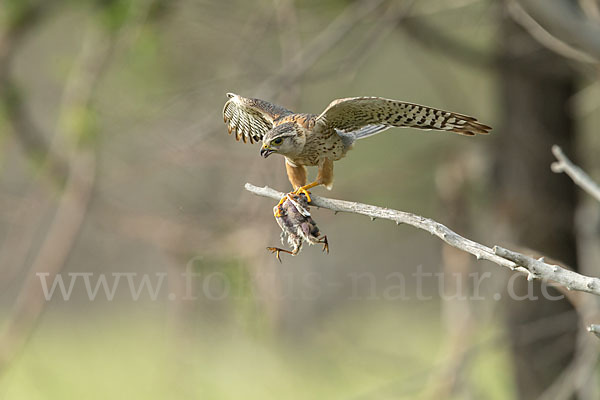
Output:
[{"xmin": 260, "ymin": 145, "xmax": 274, "ymax": 158}]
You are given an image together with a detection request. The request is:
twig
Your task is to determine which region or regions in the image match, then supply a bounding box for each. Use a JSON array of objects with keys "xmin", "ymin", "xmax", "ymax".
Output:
[
  {"xmin": 517, "ymin": 0, "xmax": 600, "ymax": 62},
  {"xmin": 588, "ymin": 325, "xmax": 600, "ymax": 338},
  {"xmin": 551, "ymin": 145, "xmax": 600, "ymax": 203},
  {"xmin": 551, "ymin": 145, "xmax": 600, "ymax": 344},
  {"xmin": 244, "ymin": 183, "xmax": 600, "ymax": 296},
  {"xmin": 507, "ymin": 0, "xmax": 598, "ymax": 64}
]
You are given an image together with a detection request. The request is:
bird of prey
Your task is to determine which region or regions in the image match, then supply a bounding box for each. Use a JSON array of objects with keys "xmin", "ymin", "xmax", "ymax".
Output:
[{"xmin": 223, "ymin": 93, "xmax": 491, "ymax": 202}]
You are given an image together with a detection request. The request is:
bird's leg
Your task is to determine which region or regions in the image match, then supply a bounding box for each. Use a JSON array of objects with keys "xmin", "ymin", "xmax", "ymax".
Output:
[
  {"xmin": 289, "ymin": 158, "xmax": 333, "ymax": 203},
  {"xmin": 266, "ymin": 247, "xmax": 295, "ymax": 262},
  {"xmin": 318, "ymin": 235, "xmax": 329, "ymax": 254},
  {"xmin": 290, "ymin": 180, "xmax": 321, "ymax": 203}
]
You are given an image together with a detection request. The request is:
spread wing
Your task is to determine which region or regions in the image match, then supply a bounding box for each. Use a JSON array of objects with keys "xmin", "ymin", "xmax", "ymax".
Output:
[
  {"xmin": 222, "ymin": 93, "xmax": 293, "ymax": 144},
  {"xmin": 315, "ymin": 97, "xmax": 491, "ymax": 138}
]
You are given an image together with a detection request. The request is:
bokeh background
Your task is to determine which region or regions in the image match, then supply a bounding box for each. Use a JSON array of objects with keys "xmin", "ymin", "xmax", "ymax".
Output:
[{"xmin": 1, "ymin": 0, "xmax": 600, "ymax": 399}]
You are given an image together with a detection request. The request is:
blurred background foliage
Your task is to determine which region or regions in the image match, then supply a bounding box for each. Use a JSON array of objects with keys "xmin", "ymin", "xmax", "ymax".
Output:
[{"xmin": 0, "ymin": 0, "xmax": 599, "ymax": 399}]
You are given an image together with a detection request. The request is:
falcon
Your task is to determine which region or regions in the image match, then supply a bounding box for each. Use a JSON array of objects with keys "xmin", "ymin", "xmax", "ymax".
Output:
[{"xmin": 223, "ymin": 93, "xmax": 491, "ymax": 203}]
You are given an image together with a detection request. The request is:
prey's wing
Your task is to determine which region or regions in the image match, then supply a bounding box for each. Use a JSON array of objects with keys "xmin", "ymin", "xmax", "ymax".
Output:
[
  {"xmin": 222, "ymin": 93, "xmax": 293, "ymax": 144},
  {"xmin": 316, "ymin": 97, "xmax": 491, "ymax": 139}
]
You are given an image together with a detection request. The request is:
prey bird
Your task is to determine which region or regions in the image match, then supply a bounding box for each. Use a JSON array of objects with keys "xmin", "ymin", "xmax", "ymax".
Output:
[
  {"xmin": 223, "ymin": 93, "xmax": 491, "ymax": 205},
  {"xmin": 267, "ymin": 193, "xmax": 328, "ymax": 262}
]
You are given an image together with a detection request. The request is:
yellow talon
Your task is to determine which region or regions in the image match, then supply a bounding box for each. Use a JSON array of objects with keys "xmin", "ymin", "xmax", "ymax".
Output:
[
  {"xmin": 291, "ymin": 187, "xmax": 312, "ymax": 203},
  {"xmin": 289, "ymin": 181, "xmax": 321, "ymax": 203},
  {"xmin": 273, "ymin": 195, "xmax": 288, "ymax": 217}
]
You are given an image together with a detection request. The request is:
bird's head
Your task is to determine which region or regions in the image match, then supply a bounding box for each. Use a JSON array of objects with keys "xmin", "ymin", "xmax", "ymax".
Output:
[{"xmin": 260, "ymin": 122, "xmax": 303, "ymax": 158}]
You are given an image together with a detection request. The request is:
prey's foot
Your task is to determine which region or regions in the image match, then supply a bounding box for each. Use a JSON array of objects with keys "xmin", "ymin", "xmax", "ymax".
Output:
[
  {"xmin": 266, "ymin": 247, "xmax": 294, "ymax": 262},
  {"xmin": 319, "ymin": 235, "xmax": 329, "ymax": 254}
]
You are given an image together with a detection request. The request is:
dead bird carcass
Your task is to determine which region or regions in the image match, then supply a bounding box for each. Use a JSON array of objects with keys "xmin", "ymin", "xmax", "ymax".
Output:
[{"xmin": 267, "ymin": 193, "xmax": 328, "ymax": 261}]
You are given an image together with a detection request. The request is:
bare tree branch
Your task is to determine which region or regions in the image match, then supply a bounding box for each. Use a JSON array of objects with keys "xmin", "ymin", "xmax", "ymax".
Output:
[
  {"xmin": 550, "ymin": 145, "xmax": 600, "ymax": 344},
  {"xmin": 511, "ymin": 0, "xmax": 600, "ymax": 63},
  {"xmin": 550, "ymin": 144, "xmax": 600, "ymax": 343},
  {"xmin": 493, "ymin": 246, "xmax": 599, "ymax": 292},
  {"xmin": 244, "ymin": 183, "xmax": 600, "ymax": 297},
  {"xmin": 551, "ymin": 145, "xmax": 600, "ymax": 203}
]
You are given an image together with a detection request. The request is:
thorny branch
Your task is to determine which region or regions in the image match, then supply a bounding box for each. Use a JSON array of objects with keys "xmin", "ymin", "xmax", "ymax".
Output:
[
  {"xmin": 550, "ymin": 144, "xmax": 600, "ymax": 345},
  {"xmin": 244, "ymin": 183, "xmax": 600, "ymax": 297},
  {"xmin": 551, "ymin": 145, "xmax": 600, "ymax": 203}
]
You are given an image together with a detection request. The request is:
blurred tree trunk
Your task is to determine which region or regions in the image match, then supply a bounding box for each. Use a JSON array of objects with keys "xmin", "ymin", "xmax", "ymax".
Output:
[{"xmin": 495, "ymin": 12, "xmax": 580, "ymax": 400}]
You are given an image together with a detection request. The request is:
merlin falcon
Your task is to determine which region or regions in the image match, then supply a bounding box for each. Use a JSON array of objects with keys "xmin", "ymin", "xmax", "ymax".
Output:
[{"xmin": 223, "ymin": 93, "xmax": 491, "ymax": 202}]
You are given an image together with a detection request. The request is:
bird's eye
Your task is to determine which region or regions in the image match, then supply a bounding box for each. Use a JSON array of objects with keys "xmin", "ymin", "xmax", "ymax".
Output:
[{"xmin": 272, "ymin": 138, "xmax": 283, "ymax": 145}]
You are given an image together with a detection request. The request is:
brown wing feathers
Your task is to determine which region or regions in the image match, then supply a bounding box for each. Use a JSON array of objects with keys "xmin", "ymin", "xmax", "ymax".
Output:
[
  {"xmin": 396, "ymin": 104, "xmax": 491, "ymax": 136},
  {"xmin": 316, "ymin": 97, "xmax": 491, "ymax": 137},
  {"xmin": 222, "ymin": 93, "xmax": 292, "ymax": 144},
  {"xmin": 223, "ymin": 94, "xmax": 491, "ymax": 144}
]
